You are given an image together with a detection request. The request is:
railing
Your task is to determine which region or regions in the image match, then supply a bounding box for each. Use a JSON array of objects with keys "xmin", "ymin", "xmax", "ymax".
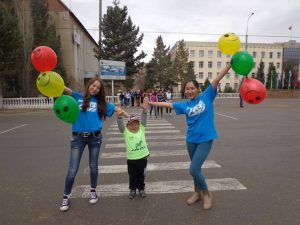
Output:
[{"xmin": 1, "ymin": 94, "xmax": 238, "ymax": 109}]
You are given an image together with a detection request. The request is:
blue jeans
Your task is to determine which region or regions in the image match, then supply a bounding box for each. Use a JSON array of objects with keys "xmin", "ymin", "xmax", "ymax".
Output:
[
  {"xmin": 64, "ymin": 134, "xmax": 102, "ymax": 195},
  {"xmin": 186, "ymin": 140, "xmax": 213, "ymax": 190}
]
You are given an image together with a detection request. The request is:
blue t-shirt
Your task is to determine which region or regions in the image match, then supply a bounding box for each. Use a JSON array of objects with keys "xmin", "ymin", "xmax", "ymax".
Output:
[
  {"xmin": 172, "ymin": 84, "xmax": 218, "ymax": 143},
  {"xmin": 71, "ymin": 91, "xmax": 115, "ymax": 132}
]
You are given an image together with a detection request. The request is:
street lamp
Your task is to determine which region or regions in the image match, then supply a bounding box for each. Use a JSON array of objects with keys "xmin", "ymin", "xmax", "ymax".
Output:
[{"xmin": 245, "ymin": 12, "xmax": 254, "ymax": 51}]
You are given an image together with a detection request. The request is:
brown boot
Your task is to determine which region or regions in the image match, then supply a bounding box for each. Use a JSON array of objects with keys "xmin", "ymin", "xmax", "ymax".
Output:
[
  {"xmin": 202, "ymin": 189, "xmax": 213, "ymax": 210},
  {"xmin": 186, "ymin": 186, "xmax": 202, "ymax": 205}
]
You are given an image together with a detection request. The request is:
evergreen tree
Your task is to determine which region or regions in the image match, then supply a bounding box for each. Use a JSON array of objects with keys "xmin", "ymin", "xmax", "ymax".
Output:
[
  {"xmin": 256, "ymin": 60, "xmax": 265, "ymax": 84},
  {"xmin": 95, "ymin": 0, "xmax": 146, "ymax": 89},
  {"xmin": 266, "ymin": 62, "xmax": 276, "ymax": 89},
  {"xmin": 172, "ymin": 40, "xmax": 195, "ymax": 87},
  {"xmin": 31, "ymin": 0, "xmax": 67, "ymax": 92},
  {"xmin": 202, "ymin": 78, "xmax": 210, "ymax": 92},
  {"xmin": 145, "ymin": 36, "xmax": 175, "ymax": 90},
  {"xmin": 0, "ymin": 0, "xmax": 23, "ymax": 97}
]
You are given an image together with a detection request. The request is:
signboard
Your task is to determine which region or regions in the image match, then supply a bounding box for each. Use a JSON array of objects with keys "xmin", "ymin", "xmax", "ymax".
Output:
[{"xmin": 99, "ymin": 60, "xmax": 126, "ymax": 80}]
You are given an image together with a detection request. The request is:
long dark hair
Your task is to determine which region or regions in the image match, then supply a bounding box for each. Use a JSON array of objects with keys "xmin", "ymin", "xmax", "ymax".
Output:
[
  {"xmin": 81, "ymin": 77, "xmax": 107, "ymax": 121},
  {"xmin": 183, "ymin": 79, "xmax": 200, "ymax": 90}
]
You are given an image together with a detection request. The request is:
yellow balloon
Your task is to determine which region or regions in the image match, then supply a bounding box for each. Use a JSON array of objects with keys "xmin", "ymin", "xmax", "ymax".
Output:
[
  {"xmin": 218, "ymin": 32, "xmax": 241, "ymax": 55},
  {"xmin": 36, "ymin": 71, "xmax": 64, "ymax": 97}
]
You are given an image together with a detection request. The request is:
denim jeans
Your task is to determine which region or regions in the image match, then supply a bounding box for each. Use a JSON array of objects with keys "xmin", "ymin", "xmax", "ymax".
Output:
[
  {"xmin": 186, "ymin": 140, "xmax": 213, "ymax": 190},
  {"xmin": 64, "ymin": 134, "xmax": 102, "ymax": 195}
]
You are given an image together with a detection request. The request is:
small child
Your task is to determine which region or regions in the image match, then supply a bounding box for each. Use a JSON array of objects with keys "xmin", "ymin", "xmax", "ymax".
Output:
[{"xmin": 115, "ymin": 100, "xmax": 149, "ymax": 199}]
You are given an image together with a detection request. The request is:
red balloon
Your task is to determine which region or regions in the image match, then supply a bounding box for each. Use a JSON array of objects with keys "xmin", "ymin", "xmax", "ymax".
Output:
[
  {"xmin": 240, "ymin": 78, "xmax": 266, "ymax": 104},
  {"xmin": 31, "ymin": 46, "xmax": 57, "ymax": 72}
]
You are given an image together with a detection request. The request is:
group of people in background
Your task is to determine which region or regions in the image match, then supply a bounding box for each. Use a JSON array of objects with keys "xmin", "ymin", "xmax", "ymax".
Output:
[{"xmin": 118, "ymin": 89, "xmax": 173, "ymax": 117}]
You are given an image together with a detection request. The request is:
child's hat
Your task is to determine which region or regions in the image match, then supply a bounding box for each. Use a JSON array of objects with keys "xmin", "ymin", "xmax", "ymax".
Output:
[{"xmin": 127, "ymin": 115, "xmax": 139, "ymax": 124}]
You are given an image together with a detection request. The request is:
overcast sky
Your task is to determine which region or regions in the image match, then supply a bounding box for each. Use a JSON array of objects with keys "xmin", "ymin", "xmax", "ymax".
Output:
[{"xmin": 61, "ymin": 0, "xmax": 300, "ymax": 62}]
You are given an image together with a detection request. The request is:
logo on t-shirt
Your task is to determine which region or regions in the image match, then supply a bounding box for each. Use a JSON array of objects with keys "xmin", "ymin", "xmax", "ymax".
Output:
[
  {"xmin": 78, "ymin": 100, "xmax": 97, "ymax": 112},
  {"xmin": 187, "ymin": 100, "xmax": 205, "ymax": 117}
]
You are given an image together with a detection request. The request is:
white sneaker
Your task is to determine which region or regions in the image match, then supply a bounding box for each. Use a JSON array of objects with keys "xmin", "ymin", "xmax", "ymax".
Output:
[
  {"xmin": 89, "ymin": 190, "xmax": 98, "ymax": 204},
  {"xmin": 60, "ymin": 196, "xmax": 70, "ymax": 212}
]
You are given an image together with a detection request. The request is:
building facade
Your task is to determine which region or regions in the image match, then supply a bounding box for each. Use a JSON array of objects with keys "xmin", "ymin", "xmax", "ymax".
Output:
[{"xmin": 170, "ymin": 40, "xmax": 300, "ymax": 92}]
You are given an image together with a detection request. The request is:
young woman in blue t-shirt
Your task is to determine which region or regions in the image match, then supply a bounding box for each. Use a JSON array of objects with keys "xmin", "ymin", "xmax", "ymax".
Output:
[
  {"xmin": 146, "ymin": 63, "xmax": 231, "ymax": 210},
  {"xmin": 59, "ymin": 77, "xmax": 115, "ymax": 212}
]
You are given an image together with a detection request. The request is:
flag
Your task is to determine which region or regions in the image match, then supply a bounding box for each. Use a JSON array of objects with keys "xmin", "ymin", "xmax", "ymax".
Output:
[{"xmin": 288, "ymin": 26, "xmax": 292, "ymax": 30}]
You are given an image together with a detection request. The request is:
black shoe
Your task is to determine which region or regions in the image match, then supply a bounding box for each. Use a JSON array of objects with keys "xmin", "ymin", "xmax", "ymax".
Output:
[
  {"xmin": 139, "ymin": 190, "xmax": 146, "ymax": 198},
  {"xmin": 60, "ymin": 196, "xmax": 70, "ymax": 212},
  {"xmin": 128, "ymin": 190, "xmax": 136, "ymax": 199}
]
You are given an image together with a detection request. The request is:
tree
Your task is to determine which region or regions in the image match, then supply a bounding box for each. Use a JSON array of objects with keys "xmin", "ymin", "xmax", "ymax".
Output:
[
  {"xmin": 172, "ymin": 40, "xmax": 195, "ymax": 88},
  {"xmin": 94, "ymin": 0, "xmax": 146, "ymax": 89},
  {"xmin": 266, "ymin": 62, "xmax": 276, "ymax": 89},
  {"xmin": 256, "ymin": 60, "xmax": 265, "ymax": 84},
  {"xmin": 31, "ymin": 0, "xmax": 67, "ymax": 92},
  {"xmin": 202, "ymin": 78, "xmax": 211, "ymax": 92},
  {"xmin": 145, "ymin": 36, "xmax": 175, "ymax": 90},
  {"xmin": 0, "ymin": 0, "xmax": 23, "ymax": 97}
]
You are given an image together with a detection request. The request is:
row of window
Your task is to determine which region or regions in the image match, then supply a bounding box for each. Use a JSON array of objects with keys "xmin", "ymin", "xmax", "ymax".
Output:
[
  {"xmin": 190, "ymin": 50, "xmax": 281, "ymax": 59},
  {"xmin": 191, "ymin": 61, "xmax": 281, "ymax": 69},
  {"xmin": 198, "ymin": 82, "xmax": 240, "ymax": 90},
  {"xmin": 199, "ymin": 72, "xmax": 239, "ymax": 79}
]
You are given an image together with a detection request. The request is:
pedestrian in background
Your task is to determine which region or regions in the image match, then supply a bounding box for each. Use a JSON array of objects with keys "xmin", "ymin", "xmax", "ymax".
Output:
[{"xmin": 165, "ymin": 89, "xmax": 173, "ymax": 116}]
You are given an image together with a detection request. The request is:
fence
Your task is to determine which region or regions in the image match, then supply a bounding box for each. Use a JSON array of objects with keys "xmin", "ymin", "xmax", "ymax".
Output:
[{"xmin": 1, "ymin": 94, "xmax": 239, "ymax": 109}]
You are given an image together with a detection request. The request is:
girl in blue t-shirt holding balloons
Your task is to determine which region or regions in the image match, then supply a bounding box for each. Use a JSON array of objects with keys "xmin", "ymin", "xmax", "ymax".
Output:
[
  {"xmin": 146, "ymin": 63, "xmax": 231, "ymax": 210},
  {"xmin": 59, "ymin": 77, "xmax": 115, "ymax": 212}
]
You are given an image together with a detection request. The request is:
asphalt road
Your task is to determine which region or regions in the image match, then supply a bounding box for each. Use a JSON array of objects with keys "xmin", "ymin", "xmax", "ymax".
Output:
[{"xmin": 0, "ymin": 98, "xmax": 300, "ymax": 225}]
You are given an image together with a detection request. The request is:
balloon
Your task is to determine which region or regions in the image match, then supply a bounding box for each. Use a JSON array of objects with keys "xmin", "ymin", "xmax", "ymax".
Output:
[
  {"xmin": 36, "ymin": 71, "xmax": 64, "ymax": 97},
  {"xmin": 218, "ymin": 32, "xmax": 241, "ymax": 55},
  {"xmin": 240, "ymin": 78, "xmax": 266, "ymax": 104},
  {"xmin": 31, "ymin": 46, "xmax": 57, "ymax": 72},
  {"xmin": 231, "ymin": 51, "xmax": 254, "ymax": 76},
  {"xmin": 53, "ymin": 95, "xmax": 79, "ymax": 124}
]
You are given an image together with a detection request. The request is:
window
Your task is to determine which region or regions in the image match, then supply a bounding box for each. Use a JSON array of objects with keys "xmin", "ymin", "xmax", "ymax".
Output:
[
  {"xmin": 199, "ymin": 61, "xmax": 204, "ymax": 68},
  {"xmin": 277, "ymin": 52, "xmax": 281, "ymax": 59},
  {"xmin": 217, "ymin": 51, "xmax": 222, "ymax": 58},
  {"xmin": 253, "ymin": 51, "xmax": 257, "ymax": 58},
  {"xmin": 208, "ymin": 50, "xmax": 213, "ymax": 57},
  {"xmin": 252, "ymin": 73, "xmax": 256, "ymax": 77},
  {"xmin": 226, "ymin": 73, "xmax": 230, "ymax": 79},
  {"xmin": 199, "ymin": 50, "xmax": 204, "ymax": 57},
  {"xmin": 217, "ymin": 61, "xmax": 222, "ymax": 69},
  {"xmin": 276, "ymin": 63, "xmax": 280, "ymax": 69},
  {"xmin": 253, "ymin": 62, "xmax": 256, "ymax": 68},
  {"xmin": 199, "ymin": 72, "xmax": 204, "ymax": 79},
  {"xmin": 208, "ymin": 72, "xmax": 212, "ymax": 79},
  {"xmin": 234, "ymin": 83, "xmax": 238, "ymax": 90},
  {"xmin": 190, "ymin": 50, "xmax": 195, "ymax": 57},
  {"xmin": 208, "ymin": 61, "xmax": 213, "ymax": 68},
  {"xmin": 191, "ymin": 61, "xmax": 195, "ymax": 68},
  {"xmin": 261, "ymin": 52, "xmax": 265, "ymax": 58},
  {"xmin": 269, "ymin": 52, "xmax": 273, "ymax": 59},
  {"xmin": 225, "ymin": 83, "xmax": 230, "ymax": 88},
  {"xmin": 235, "ymin": 74, "xmax": 239, "ymax": 79}
]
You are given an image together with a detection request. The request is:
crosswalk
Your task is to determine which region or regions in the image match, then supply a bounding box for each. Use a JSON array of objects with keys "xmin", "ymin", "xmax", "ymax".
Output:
[{"xmin": 71, "ymin": 110, "xmax": 246, "ymax": 198}]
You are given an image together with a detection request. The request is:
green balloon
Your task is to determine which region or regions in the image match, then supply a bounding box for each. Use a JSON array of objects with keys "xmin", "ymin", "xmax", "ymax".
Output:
[
  {"xmin": 231, "ymin": 51, "xmax": 254, "ymax": 76},
  {"xmin": 53, "ymin": 95, "xmax": 79, "ymax": 124}
]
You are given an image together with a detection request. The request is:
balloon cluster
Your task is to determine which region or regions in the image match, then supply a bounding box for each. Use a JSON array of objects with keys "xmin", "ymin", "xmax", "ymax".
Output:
[
  {"xmin": 31, "ymin": 46, "xmax": 79, "ymax": 123},
  {"xmin": 218, "ymin": 33, "xmax": 266, "ymax": 104}
]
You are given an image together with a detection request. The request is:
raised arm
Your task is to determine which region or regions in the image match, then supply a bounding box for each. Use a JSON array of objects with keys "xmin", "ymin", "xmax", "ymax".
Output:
[
  {"xmin": 115, "ymin": 106, "xmax": 128, "ymax": 133},
  {"xmin": 148, "ymin": 101, "xmax": 173, "ymax": 109},
  {"xmin": 140, "ymin": 96, "xmax": 149, "ymax": 126},
  {"xmin": 64, "ymin": 86, "xmax": 72, "ymax": 96},
  {"xmin": 211, "ymin": 63, "xmax": 231, "ymax": 91}
]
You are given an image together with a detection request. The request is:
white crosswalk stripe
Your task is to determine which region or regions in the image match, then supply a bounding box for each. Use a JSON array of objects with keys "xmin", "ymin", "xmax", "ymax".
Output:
[
  {"xmin": 71, "ymin": 179, "xmax": 247, "ymax": 198},
  {"xmin": 71, "ymin": 115, "xmax": 247, "ymax": 198},
  {"xmin": 83, "ymin": 160, "xmax": 221, "ymax": 174}
]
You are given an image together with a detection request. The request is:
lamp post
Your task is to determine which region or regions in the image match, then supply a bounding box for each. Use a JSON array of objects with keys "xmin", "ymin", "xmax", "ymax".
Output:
[{"xmin": 245, "ymin": 12, "xmax": 254, "ymax": 51}]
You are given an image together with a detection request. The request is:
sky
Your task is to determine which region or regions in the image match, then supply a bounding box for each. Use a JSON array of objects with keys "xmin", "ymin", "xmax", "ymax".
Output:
[{"xmin": 61, "ymin": 0, "xmax": 300, "ymax": 62}]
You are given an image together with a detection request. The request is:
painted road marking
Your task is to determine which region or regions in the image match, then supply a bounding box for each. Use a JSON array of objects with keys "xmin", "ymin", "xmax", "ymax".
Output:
[
  {"xmin": 84, "ymin": 160, "xmax": 220, "ymax": 174},
  {"xmin": 71, "ymin": 178, "xmax": 247, "ymax": 198},
  {"xmin": 215, "ymin": 113, "xmax": 238, "ymax": 120},
  {"xmin": 107, "ymin": 135, "xmax": 185, "ymax": 141},
  {"xmin": 108, "ymin": 126, "xmax": 175, "ymax": 131},
  {"xmin": 0, "ymin": 124, "xmax": 28, "ymax": 135},
  {"xmin": 106, "ymin": 130, "xmax": 180, "ymax": 135},
  {"xmin": 101, "ymin": 149, "xmax": 188, "ymax": 159},
  {"xmin": 105, "ymin": 141, "xmax": 186, "ymax": 148}
]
